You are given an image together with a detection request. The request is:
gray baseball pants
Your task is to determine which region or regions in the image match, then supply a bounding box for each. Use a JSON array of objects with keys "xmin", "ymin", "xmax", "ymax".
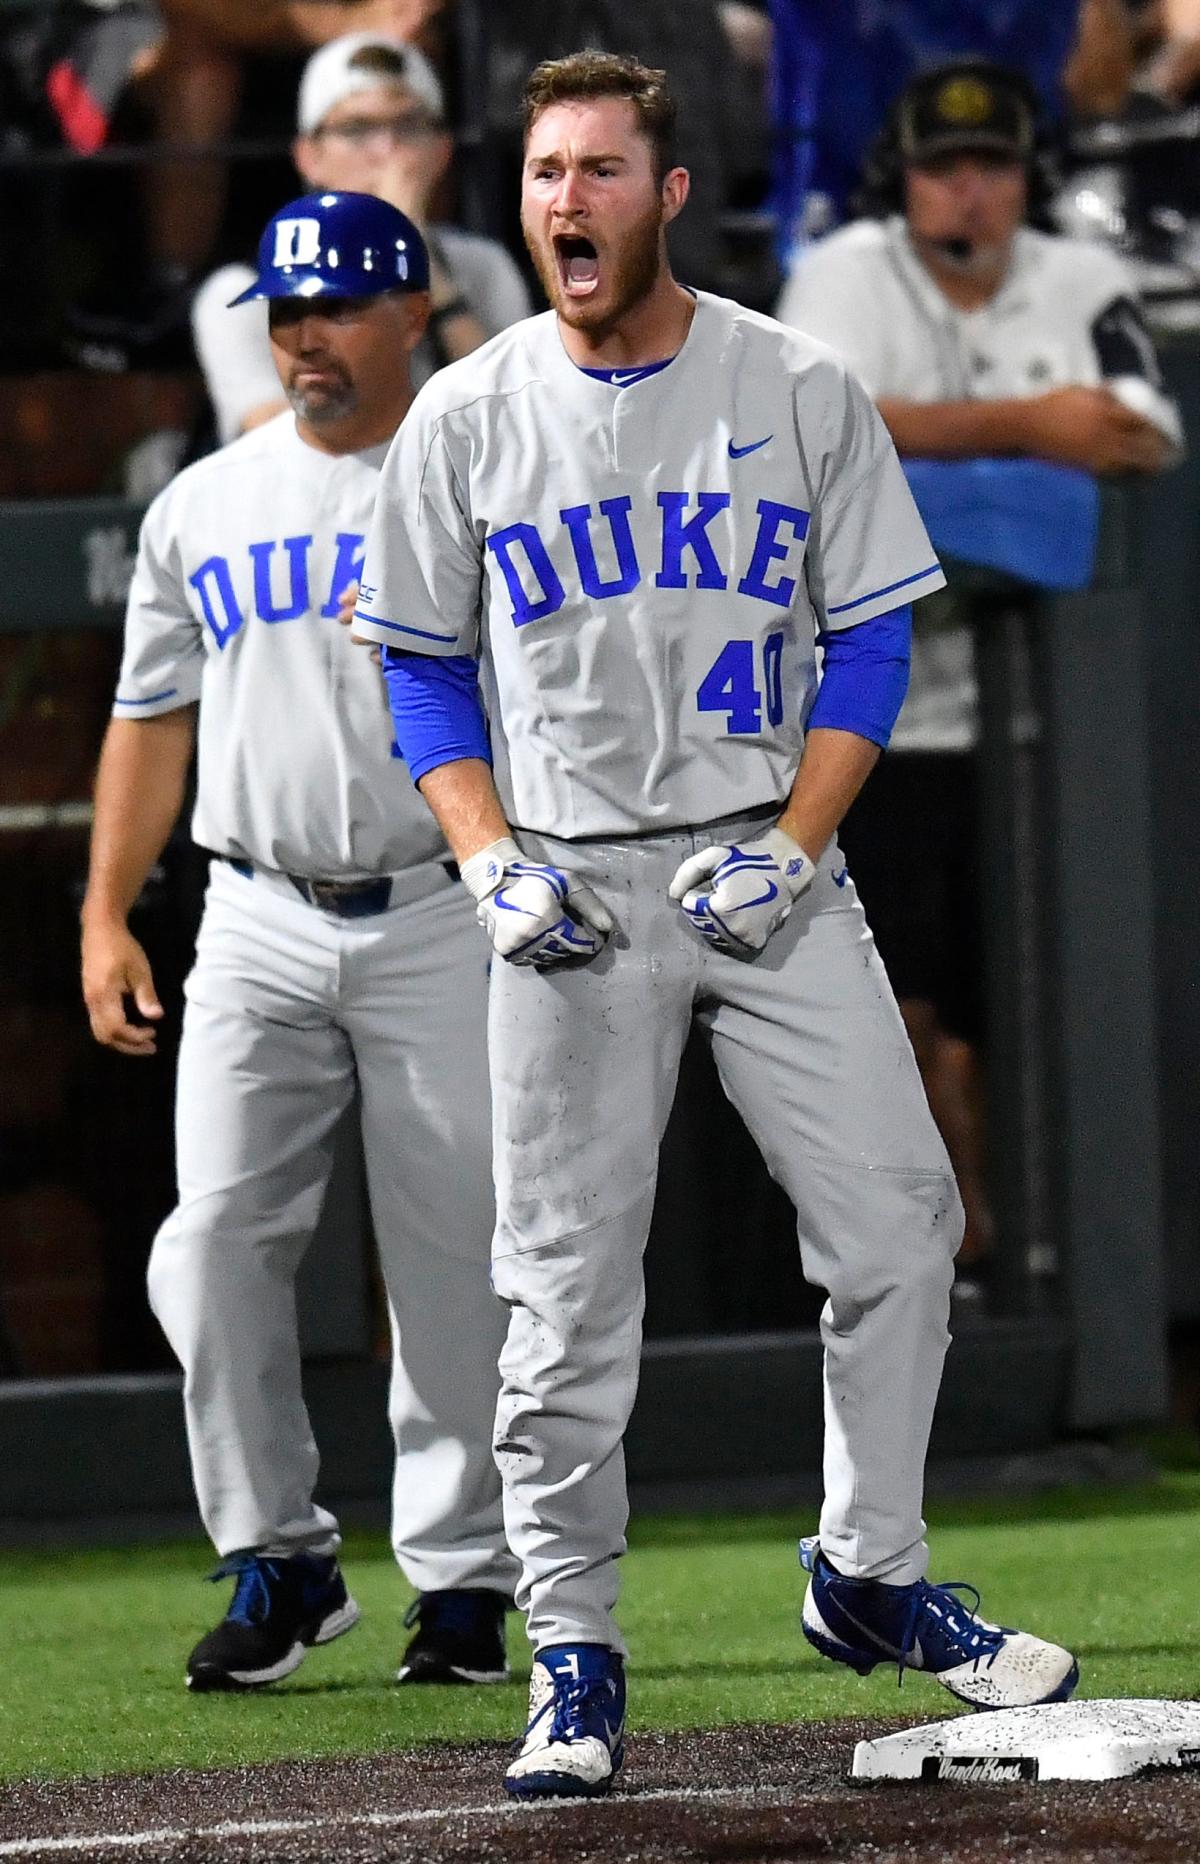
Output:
[
  {"xmin": 488, "ymin": 811, "xmax": 962, "ymax": 1655},
  {"xmin": 148, "ymin": 855, "xmax": 517, "ymax": 1597}
]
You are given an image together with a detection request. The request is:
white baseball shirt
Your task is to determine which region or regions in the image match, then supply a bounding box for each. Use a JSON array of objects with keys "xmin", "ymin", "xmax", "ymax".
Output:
[
  {"xmin": 777, "ymin": 217, "xmax": 1183, "ymax": 751},
  {"xmin": 354, "ymin": 291, "xmax": 945, "ymax": 839},
  {"xmin": 115, "ymin": 412, "xmax": 446, "ymax": 878}
]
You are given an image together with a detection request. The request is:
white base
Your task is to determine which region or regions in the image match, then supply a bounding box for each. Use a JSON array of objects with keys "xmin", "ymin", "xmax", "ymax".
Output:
[{"xmin": 852, "ymin": 1699, "xmax": 1200, "ymax": 1784}]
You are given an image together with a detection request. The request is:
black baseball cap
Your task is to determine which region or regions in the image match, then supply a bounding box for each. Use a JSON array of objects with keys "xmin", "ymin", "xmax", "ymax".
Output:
[{"xmin": 896, "ymin": 61, "xmax": 1036, "ymax": 166}]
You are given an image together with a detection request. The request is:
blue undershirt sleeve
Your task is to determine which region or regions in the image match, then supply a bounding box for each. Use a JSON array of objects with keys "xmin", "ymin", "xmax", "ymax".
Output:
[
  {"xmin": 381, "ymin": 647, "xmax": 491, "ymax": 783},
  {"xmin": 808, "ymin": 603, "xmax": 911, "ymax": 749}
]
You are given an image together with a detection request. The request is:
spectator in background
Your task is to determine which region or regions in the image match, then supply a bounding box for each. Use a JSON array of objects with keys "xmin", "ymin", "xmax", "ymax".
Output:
[
  {"xmin": 143, "ymin": 1, "xmax": 450, "ymax": 281},
  {"xmin": 192, "ymin": 33, "xmax": 531, "ymax": 444},
  {"xmin": 777, "ymin": 59, "xmax": 1182, "ymax": 1288},
  {"xmin": 1063, "ymin": 0, "xmax": 1136, "ymax": 117},
  {"xmin": 1059, "ymin": 0, "xmax": 1200, "ymax": 114},
  {"xmin": 1132, "ymin": 0, "xmax": 1200, "ymax": 103},
  {"xmin": 63, "ymin": 2, "xmax": 448, "ymax": 357}
]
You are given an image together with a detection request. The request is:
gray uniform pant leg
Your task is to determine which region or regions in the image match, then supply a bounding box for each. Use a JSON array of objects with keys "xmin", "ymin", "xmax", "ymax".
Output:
[
  {"xmin": 699, "ymin": 859, "xmax": 962, "ymax": 1586},
  {"xmin": 489, "ymin": 835, "xmax": 699, "ymax": 1656},
  {"xmin": 347, "ymin": 882, "xmax": 517, "ymax": 1597},
  {"xmin": 488, "ymin": 823, "xmax": 961, "ymax": 1654},
  {"xmin": 148, "ymin": 864, "xmax": 351, "ymax": 1558},
  {"xmin": 149, "ymin": 863, "xmax": 511, "ymax": 1586}
]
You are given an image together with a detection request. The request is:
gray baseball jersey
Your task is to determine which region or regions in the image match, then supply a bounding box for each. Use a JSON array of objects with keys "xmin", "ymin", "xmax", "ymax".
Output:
[
  {"xmin": 116, "ymin": 411, "xmax": 445, "ymax": 878},
  {"xmin": 353, "ymin": 291, "xmax": 945, "ymax": 838}
]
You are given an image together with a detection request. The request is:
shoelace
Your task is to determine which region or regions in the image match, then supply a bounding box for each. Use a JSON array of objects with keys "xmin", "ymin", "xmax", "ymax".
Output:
[
  {"xmin": 896, "ymin": 1579, "xmax": 1007, "ymax": 1685},
  {"xmin": 207, "ymin": 1553, "xmax": 282, "ymax": 1628},
  {"xmin": 520, "ymin": 1673, "xmax": 613, "ymax": 1748},
  {"xmin": 548, "ymin": 1674, "xmax": 610, "ymax": 1745}
]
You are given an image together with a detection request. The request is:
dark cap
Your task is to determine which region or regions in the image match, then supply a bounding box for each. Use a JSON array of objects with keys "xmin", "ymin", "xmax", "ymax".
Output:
[{"xmin": 896, "ymin": 62, "xmax": 1036, "ymax": 166}]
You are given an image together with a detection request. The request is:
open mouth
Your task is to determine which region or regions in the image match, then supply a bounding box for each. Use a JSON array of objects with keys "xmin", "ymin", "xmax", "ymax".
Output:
[{"xmin": 554, "ymin": 233, "xmax": 600, "ymax": 297}]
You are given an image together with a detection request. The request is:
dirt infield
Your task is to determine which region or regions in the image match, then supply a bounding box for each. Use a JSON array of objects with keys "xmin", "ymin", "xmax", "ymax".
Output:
[{"xmin": 3, "ymin": 1721, "xmax": 1199, "ymax": 1863}]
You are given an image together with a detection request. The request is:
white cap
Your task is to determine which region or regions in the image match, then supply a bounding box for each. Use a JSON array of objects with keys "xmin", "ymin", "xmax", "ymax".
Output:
[{"xmin": 297, "ymin": 33, "xmax": 444, "ymax": 135}]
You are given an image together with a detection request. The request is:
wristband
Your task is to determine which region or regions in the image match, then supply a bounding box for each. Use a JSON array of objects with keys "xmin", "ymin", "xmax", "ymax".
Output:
[
  {"xmin": 757, "ymin": 827, "xmax": 816, "ymax": 900},
  {"xmin": 460, "ymin": 837, "xmax": 522, "ymax": 903}
]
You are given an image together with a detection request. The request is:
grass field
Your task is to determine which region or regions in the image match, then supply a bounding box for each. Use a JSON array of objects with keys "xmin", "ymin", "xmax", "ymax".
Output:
[{"xmin": 2, "ymin": 1473, "xmax": 1198, "ymax": 1786}]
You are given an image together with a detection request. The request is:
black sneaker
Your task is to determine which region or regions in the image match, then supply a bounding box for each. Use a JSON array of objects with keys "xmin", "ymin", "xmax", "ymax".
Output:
[
  {"xmin": 397, "ymin": 1588, "xmax": 509, "ymax": 1684},
  {"xmin": 186, "ymin": 1552, "xmax": 360, "ymax": 1692}
]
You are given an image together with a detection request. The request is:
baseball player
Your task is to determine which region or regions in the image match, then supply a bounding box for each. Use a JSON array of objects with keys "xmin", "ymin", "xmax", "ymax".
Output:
[
  {"xmin": 81, "ymin": 191, "xmax": 516, "ymax": 1694},
  {"xmin": 351, "ymin": 53, "xmax": 1079, "ymax": 1799}
]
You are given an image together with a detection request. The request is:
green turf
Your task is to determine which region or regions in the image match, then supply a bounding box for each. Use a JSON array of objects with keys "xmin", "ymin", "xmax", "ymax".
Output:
[{"xmin": 1, "ymin": 1473, "xmax": 1198, "ymax": 1784}]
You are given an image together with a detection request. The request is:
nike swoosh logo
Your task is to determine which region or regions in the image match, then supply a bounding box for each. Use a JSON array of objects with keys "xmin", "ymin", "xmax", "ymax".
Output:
[
  {"xmin": 740, "ymin": 879, "xmax": 779, "ymax": 909},
  {"xmin": 728, "ymin": 435, "xmax": 772, "ymax": 459},
  {"xmin": 612, "ymin": 370, "xmax": 644, "ymax": 386},
  {"xmin": 832, "ymin": 866, "xmax": 849, "ymax": 888},
  {"xmin": 833, "ymin": 1599, "xmax": 923, "ymax": 1667},
  {"xmin": 701, "ymin": 879, "xmax": 778, "ymax": 914}
]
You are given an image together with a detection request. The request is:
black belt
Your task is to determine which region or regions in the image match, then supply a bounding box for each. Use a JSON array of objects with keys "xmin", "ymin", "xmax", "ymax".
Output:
[{"xmin": 220, "ymin": 856, "xmax": 457, "ymax": 919}]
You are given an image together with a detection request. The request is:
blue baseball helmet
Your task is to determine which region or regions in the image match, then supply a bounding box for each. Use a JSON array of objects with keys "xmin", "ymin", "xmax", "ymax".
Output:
[{"xmin": 229, "ymin": 191, "xmax": 430, "ymax": 306}]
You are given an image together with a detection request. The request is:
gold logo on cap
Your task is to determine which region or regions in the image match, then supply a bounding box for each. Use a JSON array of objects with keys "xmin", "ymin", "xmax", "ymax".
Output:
[{"xmin": 935, "ymin": 77, "xmax": 994, "ymax": 126}]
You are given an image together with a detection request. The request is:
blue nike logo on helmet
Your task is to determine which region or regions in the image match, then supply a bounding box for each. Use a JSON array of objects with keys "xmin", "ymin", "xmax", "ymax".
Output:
[{"xmin": 728, "ymin": 435, "xmax": 773, "ymax": 459}]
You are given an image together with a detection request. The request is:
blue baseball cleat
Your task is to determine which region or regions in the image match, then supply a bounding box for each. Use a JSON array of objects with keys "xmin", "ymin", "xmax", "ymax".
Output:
[
  {"xmin": 397, "ymin": 1588, "xmax": 509, "ymax": 1685},
  {"xmin": 799, "ymin": 1537, "xmax": 1079, "ymax": 1711},
  {"xmin": 186, "ymin": 1551, "xmax": 359, "ymax": 1691},
  {"xmin": 504, "ymin": 1643, "xmax": 626, "ymax": 1799}
]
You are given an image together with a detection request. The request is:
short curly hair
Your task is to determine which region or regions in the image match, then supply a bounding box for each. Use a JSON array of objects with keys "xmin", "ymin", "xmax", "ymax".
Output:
[{"xmin": 522, "ymin": 51, "xmax": 678, "ymax": 185}]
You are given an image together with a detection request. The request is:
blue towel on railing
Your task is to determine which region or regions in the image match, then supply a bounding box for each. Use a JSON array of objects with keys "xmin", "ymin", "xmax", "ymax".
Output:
[{"xmin": 902, "ymin": 457, "xmax": 1100, "ymax": 592}]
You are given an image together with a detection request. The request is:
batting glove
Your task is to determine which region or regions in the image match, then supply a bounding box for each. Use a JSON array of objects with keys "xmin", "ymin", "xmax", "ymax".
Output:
[
  {"xmin": 668, "ymin": 827, "xmax": 815, "ymax": 956},
  {"xmin": 461, "ymin": 836, "xmax": 614, "ymax": 969}
]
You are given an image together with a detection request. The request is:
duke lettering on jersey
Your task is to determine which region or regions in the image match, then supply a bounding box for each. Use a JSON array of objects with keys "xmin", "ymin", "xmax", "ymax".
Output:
[
  {"xmin": 485, "ymin": 493, "xmax": 811, "ymax": 628},
  {"xmin": 187, "ymin": 531, "xmax": 366, "ymax": 648},
  {"xmin": 353, "ymin": 295, "xmax": 948, "ymax": 836}
]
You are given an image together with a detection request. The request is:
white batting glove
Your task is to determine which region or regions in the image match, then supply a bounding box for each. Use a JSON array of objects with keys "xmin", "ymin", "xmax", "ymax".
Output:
[
  {"xmin": 460, "ymin": 836, "xmax": 614, "ymax": 969},
  {"xmin": 668, "ymin": 827, "xmax": 815, "ymax": 956}
]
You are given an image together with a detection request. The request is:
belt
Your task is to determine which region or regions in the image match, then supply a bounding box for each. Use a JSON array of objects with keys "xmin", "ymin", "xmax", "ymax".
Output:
[
  {"xmin": 219, "ymin": 855, "xmax": 458, "ymax": 919},
  {"xmin": 511, "ymin": 801, "xmax": 780, "ymax": 845}
]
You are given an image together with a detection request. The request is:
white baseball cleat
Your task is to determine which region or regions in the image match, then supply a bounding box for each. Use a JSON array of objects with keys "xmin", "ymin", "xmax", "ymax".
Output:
[
  {"xmin": 799, "ymin": 1538, "xmax": 1079, "ymax": 1710},
  {"xmin": 503, "ymin": 1643, "xmax": 626, "ymax": 1799}
]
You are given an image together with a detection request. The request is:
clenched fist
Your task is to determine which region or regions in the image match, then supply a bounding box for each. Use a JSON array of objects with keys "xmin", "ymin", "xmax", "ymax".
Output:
[
  {"xmin": 669, "ymin": 827, "xmax": 815, "ymax": 957},
  {"xmin": 461, "ymin": 837, "xmax": 614, "ymax": 969}
]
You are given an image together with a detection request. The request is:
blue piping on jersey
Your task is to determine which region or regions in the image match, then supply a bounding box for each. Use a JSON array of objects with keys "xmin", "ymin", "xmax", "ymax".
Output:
[
  {"xmin": 352, "ymin": 609, "xmax": 459, "ymax": 644},
  {"xmin": 115, "ymin": 688, "xmax": 179, "ymax": 706},
  {"xmin": 826, "ymin": 564, "xmax": 941, "ymax": 616}
]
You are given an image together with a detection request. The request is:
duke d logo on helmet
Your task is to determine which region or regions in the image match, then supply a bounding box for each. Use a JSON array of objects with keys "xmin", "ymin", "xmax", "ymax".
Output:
[{"xmin": 272, "ymin": 219, "xmax": 323, "ymax": 268}]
